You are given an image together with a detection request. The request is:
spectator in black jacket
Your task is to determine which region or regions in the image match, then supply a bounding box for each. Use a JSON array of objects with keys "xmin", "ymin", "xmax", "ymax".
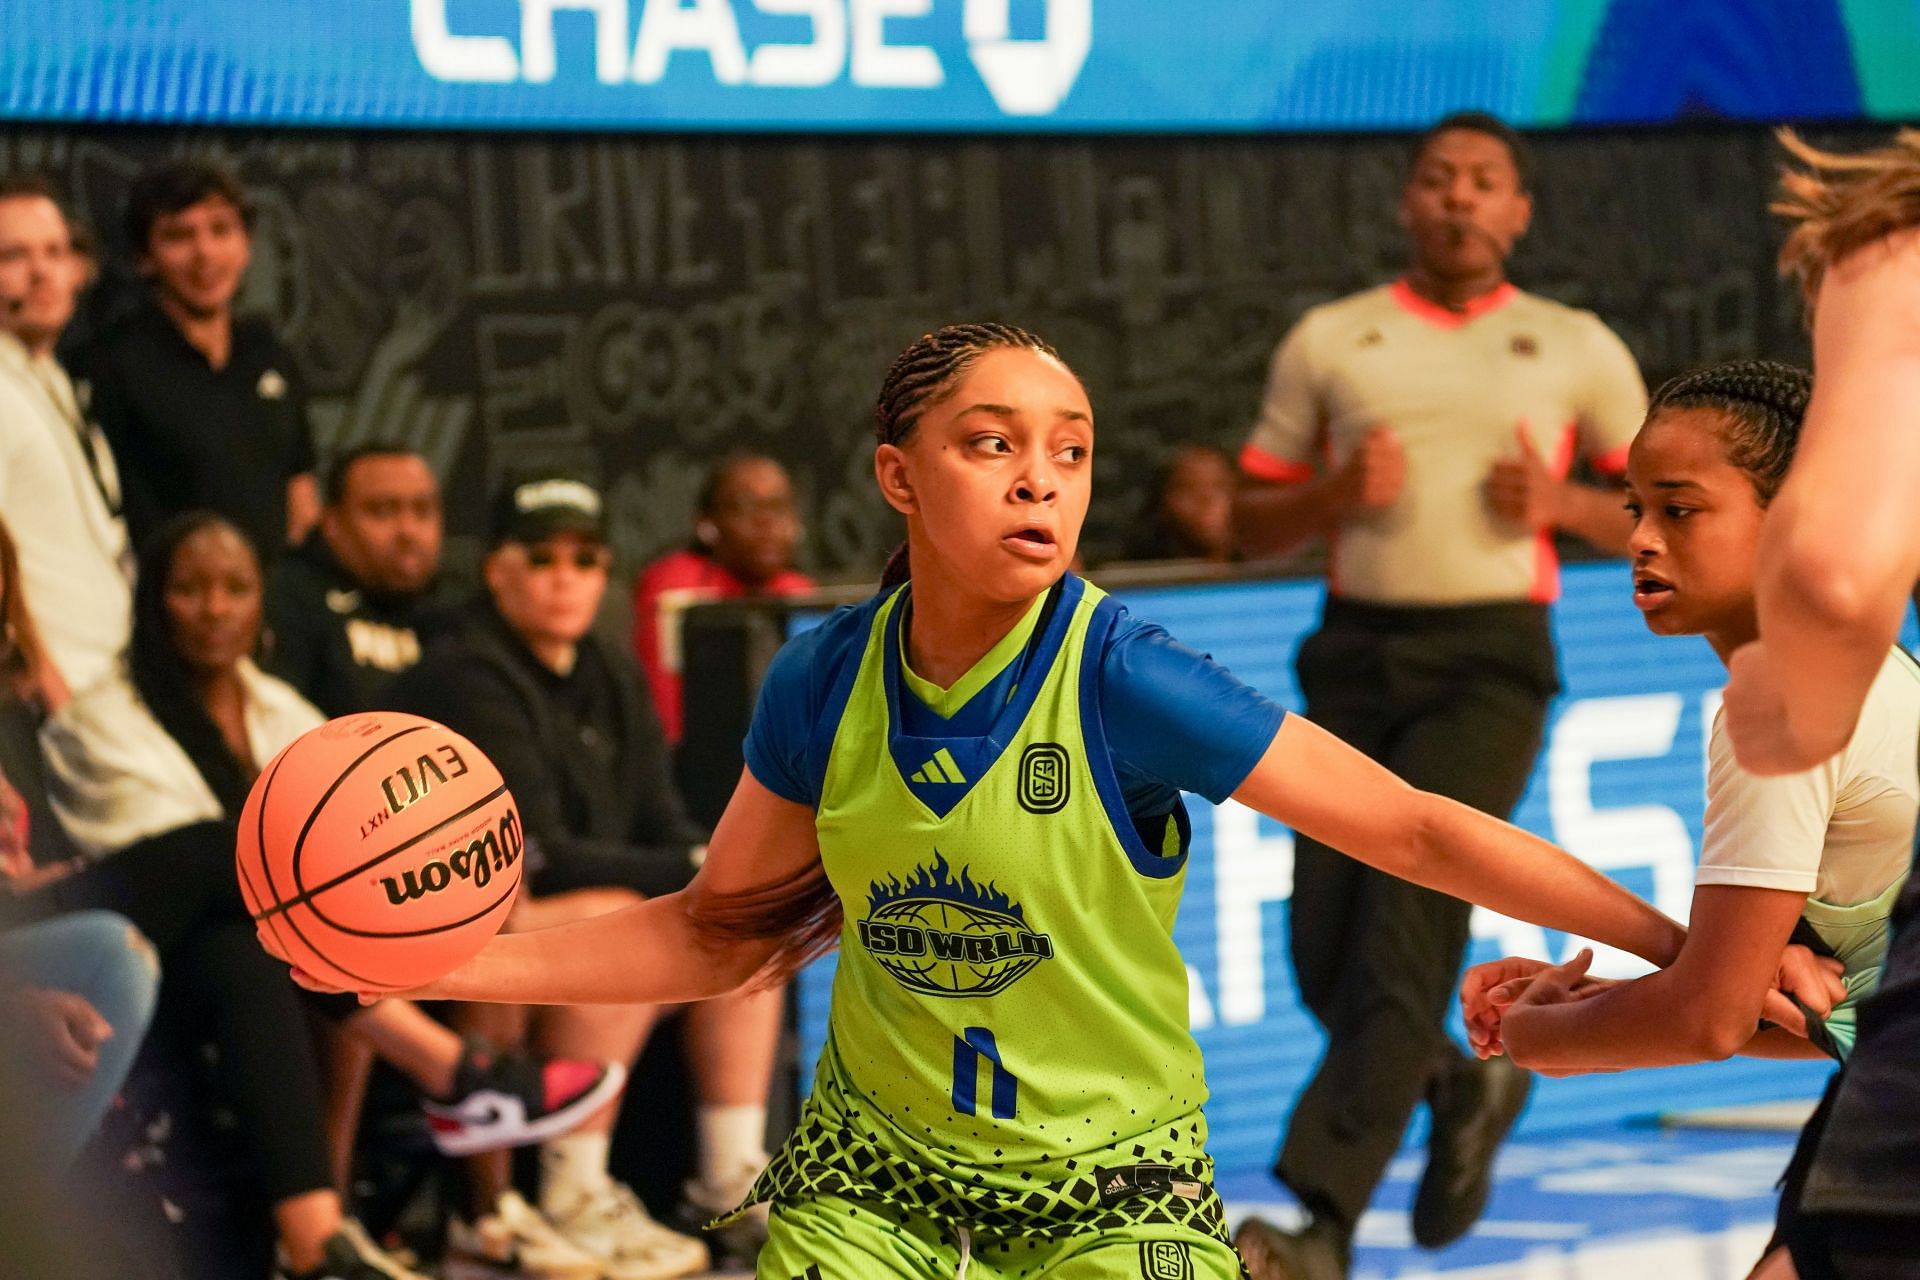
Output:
[
  {"xmin": 265, "ymin": 443, "xmax": 454, "ymax": 716},
  {"xmin": 388, "ymin": 476, "xmax": 781, "ymax": 1276},
  {"xmin": 83, "ymin": 160, "xmax": 319, "ymax": 561}
]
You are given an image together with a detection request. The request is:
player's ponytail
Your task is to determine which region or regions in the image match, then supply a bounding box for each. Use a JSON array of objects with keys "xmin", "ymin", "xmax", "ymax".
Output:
[
  {"xmin": 1646, "ymin": 359, "xmax": 1811, "ymax": 505},
  {"xmin": 879, "ymin": 542, "xmax": 911, "ymax": 590},
  {"xmin": 684, "ymin": 860, "xmax": 843, "ymax": 990}
]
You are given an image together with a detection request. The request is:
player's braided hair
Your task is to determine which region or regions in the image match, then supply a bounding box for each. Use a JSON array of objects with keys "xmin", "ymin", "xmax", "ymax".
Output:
[
  {"xmin": 874, "ymin": 323, "xmax": 1070, "ymax": 588},
  {"xmin": 1647, "ymin": 359, "xmax": 1811, "ymax": 505},
  {"xmin": 873, "ymin": 322, "xmax": 1063, "ymax": 448}
]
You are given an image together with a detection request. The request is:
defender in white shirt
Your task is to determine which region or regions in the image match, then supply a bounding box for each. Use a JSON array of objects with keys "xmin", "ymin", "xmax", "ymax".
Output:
[{"xmin": 1460, "ymin": 360, "xmax": 1914, "ymax": 1280}]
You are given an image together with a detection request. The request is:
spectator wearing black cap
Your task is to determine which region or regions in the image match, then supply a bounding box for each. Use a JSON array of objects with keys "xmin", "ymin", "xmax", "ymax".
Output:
[
  {"xmin": 81, "ymin": 159, "xmax": 318, "ymax": 564},
  {"xmin": 387, "ymin": 475, "xmax": 781, "ymax": 1276},
  {"xmin": 264, "ymin": 443, "xmax": 455, "ymax": 717}
]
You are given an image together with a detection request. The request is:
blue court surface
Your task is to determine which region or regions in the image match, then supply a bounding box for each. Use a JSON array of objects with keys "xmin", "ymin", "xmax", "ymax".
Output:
[{"xmin": 1219, "ymin": 1122, "xmax": 1791, "ymax": 1279}]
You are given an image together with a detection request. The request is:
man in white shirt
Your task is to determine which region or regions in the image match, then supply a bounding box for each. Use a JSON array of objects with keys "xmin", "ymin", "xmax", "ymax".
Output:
[
  {"xmin": 1233, "ymin": 113, "xmax": 1648, "ymax": 1280},
  {"xmin": 0, "ymin": 177, "xmax": 132, "ymax": 696}
]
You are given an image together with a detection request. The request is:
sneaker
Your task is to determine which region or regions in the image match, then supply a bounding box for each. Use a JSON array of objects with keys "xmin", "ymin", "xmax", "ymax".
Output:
[
  {"xmin": 1413, "ymin": 1054, "xmax": 1532, "ymax": 1248},
  {"xmin": 677, "ymin": 1158, "xmax": 771, "ymax": 1267},
  {"xmin": 272, "ymin": 1217, "xmax": 430, "ymax": 1280},
  {"xmin": 1233, "ymin": 1216, "xmax": 1349, "ymax": 1280},
  {"xmin": 423, "ymin": 1040, "xmax": 626, "ymax": 1157},
  {"xmin": 447, "ymin": 1190, "xmax": 606, "ymax": 1277},
  {"xmin": 550, "ymin": 1182, "xmax": 711, "ymax": 1280}
]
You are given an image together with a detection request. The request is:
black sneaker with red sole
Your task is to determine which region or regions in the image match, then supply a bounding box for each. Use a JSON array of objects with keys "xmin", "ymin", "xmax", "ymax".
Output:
[{"xmin": 421, "ymin": 1040, "xmax": 625, "ymax": 1157}]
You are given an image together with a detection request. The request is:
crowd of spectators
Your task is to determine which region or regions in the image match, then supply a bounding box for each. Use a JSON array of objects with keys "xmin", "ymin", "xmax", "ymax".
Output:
[{"xmin": 0, "ymin": 161, "xmax": 823, "ymax": 1280}]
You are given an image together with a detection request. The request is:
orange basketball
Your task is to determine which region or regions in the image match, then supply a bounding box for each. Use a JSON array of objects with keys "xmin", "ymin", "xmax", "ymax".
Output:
[{"xmin": 237, "ymin": 711, "xmax": 524, "ymax": 992}]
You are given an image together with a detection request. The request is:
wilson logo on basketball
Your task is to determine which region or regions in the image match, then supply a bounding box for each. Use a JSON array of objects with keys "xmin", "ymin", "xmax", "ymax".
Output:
[
  {"xmin": 380, "ymin": 810, "xmax": 524, "ymax": 906},
  {"xmin": 381, "ymin": 744, "xmax": 471, "ymax": 817}
]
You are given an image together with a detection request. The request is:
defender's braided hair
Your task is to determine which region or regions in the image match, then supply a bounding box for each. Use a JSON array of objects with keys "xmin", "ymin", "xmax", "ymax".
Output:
[
  {"xmin": 874, "ymin": 323, "xmax": 1070, "ymax": 587},
  {"xmin": 1647, "ymin": 359, "xmax": 1812, "ymax": 505}
]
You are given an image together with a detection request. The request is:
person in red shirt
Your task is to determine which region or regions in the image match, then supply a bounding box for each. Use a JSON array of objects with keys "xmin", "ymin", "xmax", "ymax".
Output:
[{"xmin": 634, "ymin": 454, "xmax": 814, "ymax": 744}]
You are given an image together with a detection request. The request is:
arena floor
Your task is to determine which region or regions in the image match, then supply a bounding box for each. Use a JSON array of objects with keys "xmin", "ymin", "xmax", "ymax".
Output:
[{"xmin": 1218, "ymin": 1122, "xmax": 1791, "ymax": 1279}]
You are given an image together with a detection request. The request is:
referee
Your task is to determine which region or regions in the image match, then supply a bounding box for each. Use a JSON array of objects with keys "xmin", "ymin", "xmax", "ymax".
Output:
[{"xmin": 1232, "ymin": 113, "xmax": 1647, "ymax": 1280}]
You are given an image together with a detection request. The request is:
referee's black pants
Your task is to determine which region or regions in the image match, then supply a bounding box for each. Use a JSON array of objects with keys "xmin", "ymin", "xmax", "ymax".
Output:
[{"xmin": 1275, "ymin": 597, "xmax": 1558, "ymax": 1239}]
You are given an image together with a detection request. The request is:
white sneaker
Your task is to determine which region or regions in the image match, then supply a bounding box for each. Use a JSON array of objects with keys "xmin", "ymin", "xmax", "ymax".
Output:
[
  {"xmin": 270, "ymin": 1218, "xmax": 431, "ymax": 1280},
  {"xmin": 447, "ymin": 1191, "xmax": 605, "ymax": 1278},
  {"xmin": 549, "ymin": 1183, "xmax": 711, "ymax": 1280}
]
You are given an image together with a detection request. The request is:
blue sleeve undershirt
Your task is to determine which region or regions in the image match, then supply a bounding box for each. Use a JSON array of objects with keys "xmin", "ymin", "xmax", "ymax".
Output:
[{"xmin": 742, "ymin": 595, "xmax": 1286, "ymax": 820}]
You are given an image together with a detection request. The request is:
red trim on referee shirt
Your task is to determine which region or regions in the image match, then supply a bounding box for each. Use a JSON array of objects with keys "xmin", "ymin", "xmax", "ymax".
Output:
[
  {"xmin": 1389, "ymin": 278, "xmax": 1519, "ymax": 330},
  {"xmin": 1528, "ymin": 422, "xmax": 1580, "ymax": 604},
  {"xmin": 1238, "ymin": 442, "xmax": 1315, "ymax": 484},
  {"xmin": 1588, "ymin": 441, "xmax": 1632, "ymax": 476}
]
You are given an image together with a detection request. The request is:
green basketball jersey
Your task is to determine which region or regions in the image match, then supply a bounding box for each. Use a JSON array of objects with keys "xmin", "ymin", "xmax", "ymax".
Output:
[
  {"xmin": 746, "ymin": 576, "xmax": 1231, "ymax": 1245},
  {"xmin": 1802, "ymin": 873, "xmax": 1909, "ymax": 1059}
]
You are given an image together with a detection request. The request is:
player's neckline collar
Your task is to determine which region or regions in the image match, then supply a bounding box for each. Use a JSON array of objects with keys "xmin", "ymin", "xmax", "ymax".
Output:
[{"xmin": 882, "ymin": 576, "xmax": 1080, "ymax": 820}]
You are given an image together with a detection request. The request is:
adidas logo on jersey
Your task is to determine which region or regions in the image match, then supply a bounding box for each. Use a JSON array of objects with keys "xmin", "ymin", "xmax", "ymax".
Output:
[{"xmin": 909, "ymin": 748, "xmax": 967, "ymax": 785}]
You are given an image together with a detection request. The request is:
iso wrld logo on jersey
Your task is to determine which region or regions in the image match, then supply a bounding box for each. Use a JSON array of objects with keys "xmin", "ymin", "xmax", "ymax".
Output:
[
  {"xmin": 1018, "ymin": 741, "xmax": 1070, "ymax": 814},
  {"xmin": 1139, "ymin": 1240, "xmax": 1192, "ymax": 1280},
  {"xmin": 858, "ymin": 852, "xmax": 1054, "ymax": 997}
]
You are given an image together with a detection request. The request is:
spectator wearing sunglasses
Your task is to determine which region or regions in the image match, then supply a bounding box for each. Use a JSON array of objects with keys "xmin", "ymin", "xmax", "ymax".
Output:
[{"xmin": 385, "ymin": 476, "xmax": 782, "ymax": 1274}]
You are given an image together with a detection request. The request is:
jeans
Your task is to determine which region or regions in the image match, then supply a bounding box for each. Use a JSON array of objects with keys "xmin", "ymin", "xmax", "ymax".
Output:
[{"xmin": 0, "ymin": 910, "xmax": 160, "ymax": 1170}]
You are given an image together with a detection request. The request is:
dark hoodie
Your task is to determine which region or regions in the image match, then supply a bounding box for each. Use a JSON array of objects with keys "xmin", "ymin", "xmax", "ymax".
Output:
[
  {"xmin": 384, "ymin": 604, "xmax": 706, "ymax": 899},
  {"xmin": 262, "ymin": 534, "xmax": 457, "ymax": 717}
]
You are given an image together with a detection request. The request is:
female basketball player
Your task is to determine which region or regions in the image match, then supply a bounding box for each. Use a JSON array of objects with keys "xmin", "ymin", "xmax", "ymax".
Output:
[
  {"xmin": 1457, "ymin": 359, "xmax": 1916, "ymax": 1280},
  {"xmin": 1464, "ymin": 361, "xmax": 1912, "ymax": 1068},
  {"xmin": 294, "ymin": 324, "xmax": 1786, "ymax": 1279}
]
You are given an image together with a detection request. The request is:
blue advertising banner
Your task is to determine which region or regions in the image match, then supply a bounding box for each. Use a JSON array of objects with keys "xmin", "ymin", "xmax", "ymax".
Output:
[
  {"xmin": 5, "ymin": 1, "xmax": 1913, "ymax": 132},
  {"xmin": 791, "ymin": 564, "xmax": 1920, "ymax": 1175}
]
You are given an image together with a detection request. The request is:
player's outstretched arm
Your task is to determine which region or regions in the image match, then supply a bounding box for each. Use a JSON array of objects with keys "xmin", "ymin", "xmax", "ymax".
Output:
[
  {"xmin": 1498, "ymin": 885, "xmax": 1814, "ymax": 1070},
  {"xmin": 298, "ymin": 770, "xmax": 821, "ymax": 1006},
  {"xmin": 1231, "ymin": 715, "xmax": 1686, "ymax": 966},
  {"xmin": 1730, "ymin": 238, "xmax": 1920, "ymax": 773}
]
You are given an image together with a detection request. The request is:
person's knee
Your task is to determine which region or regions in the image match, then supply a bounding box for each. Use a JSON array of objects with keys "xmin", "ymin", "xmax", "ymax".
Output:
[{"xmin": 97, "ymin": 917, "xmax": 160, "ymax": 1036}]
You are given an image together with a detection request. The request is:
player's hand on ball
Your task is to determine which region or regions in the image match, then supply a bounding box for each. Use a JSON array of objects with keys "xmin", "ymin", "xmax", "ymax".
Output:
[{"xmin": 236, "ymin": 712, "xmax": 522, "ymax": 996}]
